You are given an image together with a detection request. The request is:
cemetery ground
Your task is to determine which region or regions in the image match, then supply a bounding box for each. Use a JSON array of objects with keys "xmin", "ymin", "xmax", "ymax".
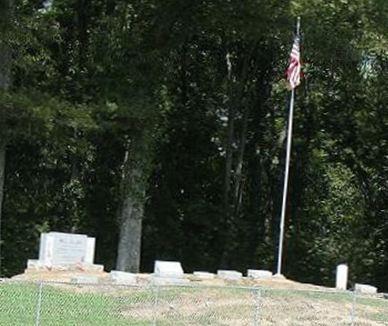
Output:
[
  {"xmin": 2, "ymin": 233, "xmax": 387, "ymax": 325},
  {"xmin": 1, "ymin": 274, "xmax": 388, "ymax": 325}
]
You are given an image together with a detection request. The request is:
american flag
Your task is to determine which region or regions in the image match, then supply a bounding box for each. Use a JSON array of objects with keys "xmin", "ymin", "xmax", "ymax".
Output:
[{"xmin": 286, "ymin": 36, "xmax": 301, "ymax": 89}]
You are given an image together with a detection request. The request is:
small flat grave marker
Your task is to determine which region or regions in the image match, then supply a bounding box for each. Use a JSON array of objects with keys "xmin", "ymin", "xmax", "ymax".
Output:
[
  {"xmin": 154, "ymin": 260, "xmax": 184, "ymax": 278},
  {"xmin": 193, "ymin": 271, "xmax": 215, "ymax": 280},
  {"xmin": 71, "ymin": 275, "xmax": 99, "ymax": 284},
  {"xmin": 355, "ymin": 283, "xmax": 377, "ymax": 294},
  {"xmin": 151, "ymin": 277, "xmax": 190, "ymax": 286},
  {"xmin": 247, "ymin": 269, "xmax": 272, "ymax": 279},
  {"xmin": 217, "ymin": 270, "xmax": 242, "ymax": 280},
  {"xmin": 109, "ymin": 271, "xmax": 137, "ymax": 285}
]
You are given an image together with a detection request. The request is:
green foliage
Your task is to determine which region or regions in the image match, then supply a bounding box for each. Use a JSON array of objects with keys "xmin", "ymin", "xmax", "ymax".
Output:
[{"xmin": 1, "ymin": 0, "xmax": 387, "ymax": 290}]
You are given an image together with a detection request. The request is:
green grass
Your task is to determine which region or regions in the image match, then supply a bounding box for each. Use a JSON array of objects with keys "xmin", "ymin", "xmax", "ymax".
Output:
[
  {"xmin": 0, "ymin": 284, "xmax": 253, "ymax": 325},
  {"xmin": 1, "ymin": 282, "xmax": 388, "ymax": 325},
  {"xmin": 261, "ymin": 287, "xmax": 388, "ymax": 324},
  {"xmin": 262, "ymin": 287, "xmax": 354, "ymax": 302},
  {"xmin": 0, "ymin": 283, "xmax": 150, "ymax": 325}
]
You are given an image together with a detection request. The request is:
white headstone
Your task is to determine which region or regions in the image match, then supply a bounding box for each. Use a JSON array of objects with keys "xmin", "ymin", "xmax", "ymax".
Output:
[
  {"xmin": 78, "ymin": 263, "xmax": 104, "ymax": 272},
  {"xmin": 154, "ymin": 260, "xmax": 184, "ymax": 278},
  {"xmin": 247, "ymin": 269, "xmax": 273, "ymax": 279},
  {"xmin": 85, "ymin": 238, "xmax": 96, "ymax": 264},
  {"xmin": 355, "ymin": 283, "xmax": 377, "ymax": 294},
  {"xmin": 71, "ymin": 275, "xmax": 99, "ymax": 284},
  {"xmin": 193, "ymin": 271, "xmax": 215, "ymax": 280},
  {"xmin": 38, "ymin": 233, "xmax": 48, "ymax": 262},
  {"xmin": 28, "ymin": 231, "xmax": 101, "ymax": 271},
  {"xmin": 336, "ymin": 264, "xmax": 348, "ymax": 290},
  {"xmin": 27, "ymin": 259, "xmax": 41, "ymax": 270},
  {"xmin": 151, "ymin": 277, "xmax": 190, "ymax": 286},
  {"xmin": 50, "ymin": 232, "xmax": 87, "ymax": 265},
  {"xmin": 39, "ymin": 233, "xmax": 55, "ymax": 266},
  {"xmin": 109, "ymin": 271, "xmax": 137, "ymax": 285},
  {"xmin": 217, "ymin": 270, "xmax": 242, "ymax": 280}
]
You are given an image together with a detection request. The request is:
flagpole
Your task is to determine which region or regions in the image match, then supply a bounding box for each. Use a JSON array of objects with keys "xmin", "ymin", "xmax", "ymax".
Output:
[{"xmin": 276, "ymin": 17, "xmax": 301, "ymax": 276}]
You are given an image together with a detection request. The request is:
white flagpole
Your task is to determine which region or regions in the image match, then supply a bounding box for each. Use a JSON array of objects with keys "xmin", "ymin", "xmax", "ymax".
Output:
[{"xmin": 276, "ymin": 17, "xmax": 301, "ymax": 276}]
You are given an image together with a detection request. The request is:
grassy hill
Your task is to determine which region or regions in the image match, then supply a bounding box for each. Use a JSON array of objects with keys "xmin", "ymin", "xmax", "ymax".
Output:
[{"xmin": 1, "ymin": 280, "xmax": 387, "ymax": 325}]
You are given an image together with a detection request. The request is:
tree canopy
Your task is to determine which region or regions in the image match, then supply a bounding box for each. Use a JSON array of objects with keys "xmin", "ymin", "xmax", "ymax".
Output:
[{"xmin": 0, "ymin": 0, "xmax": 387, "ymax": 290}]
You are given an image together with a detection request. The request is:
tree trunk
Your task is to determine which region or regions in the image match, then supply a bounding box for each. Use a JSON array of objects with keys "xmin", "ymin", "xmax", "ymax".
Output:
[
  {"xmin": 0, "ymin": 140, "xmax": 5, "ymax": 244},
  {"xmin": 0, "ymin": 20, "xmax": 11, "ymax": 89},
  {"xmin": 116, "ymin": 185, "xmax": 143, "ymax": 272},
  {"xmin": 220, "ymin": 49, "xmax": 253, "ymax": 267},
  {"xmin": 219, "ymin": 52, "xmax": 235, "ymax": 267},
  {"xmin": 116, "ymin": 137, "xmax": 148, "ymax": 272},
  {"xmin": 223, "ymin": 52, "xmax": 234, "ymax": 212},
  {"xmin": 0, "ymin": 47, "xmax": 11, "ymax": 89},
  {"xmin": 0, "ymin": 140, "xmax": 4, "ymax": 276},
  {"xmin": 0, "ymin": 0, "xmax": 11, "ymax": 276},
  {"xmin": 233, "ymin": 106, "xmax": 249, "ymax": 216}
]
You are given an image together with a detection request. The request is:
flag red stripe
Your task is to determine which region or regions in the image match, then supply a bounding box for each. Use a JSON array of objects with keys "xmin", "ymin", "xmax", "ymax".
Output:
[{"xmin": 286, "ymin": 36, "xmax": 301, "ymax": 89}]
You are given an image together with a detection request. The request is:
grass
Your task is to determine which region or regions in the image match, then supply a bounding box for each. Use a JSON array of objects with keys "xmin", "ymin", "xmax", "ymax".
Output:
[
  {"xmin": 0, "ymin": 283, "xmax": 147, "ymax": 325},
  {"xmin": 1, "ymin": 282, "xmax": 388, "ymax": 325}
]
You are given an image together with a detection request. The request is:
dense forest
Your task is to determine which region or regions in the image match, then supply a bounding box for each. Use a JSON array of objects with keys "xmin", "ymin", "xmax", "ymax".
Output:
[{"xmin": 0, "ymin": 0, "xmax": 387, "ymax": 290}]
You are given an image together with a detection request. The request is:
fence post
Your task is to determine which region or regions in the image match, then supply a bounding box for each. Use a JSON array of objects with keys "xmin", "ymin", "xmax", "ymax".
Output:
[
  {"xmin": 253, "ymin": 287, "xmax": 261, "ymax": 326},
  {"xmin": 35, "ymin": 281, "xmax": 43, "ymax": 326},
  {"xmin": 350, "ymin": 290, "xmax": 356, "ymax": 326}
]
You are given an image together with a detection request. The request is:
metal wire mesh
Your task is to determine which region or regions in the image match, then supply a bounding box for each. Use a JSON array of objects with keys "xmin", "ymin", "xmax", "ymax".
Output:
[
  {"xmin": 350, "ymin": 292, "xmax": 388, "ymax": 326},
  {"xmin": 258, "ymin": 288, "xmax": 356, "ymax": 325},
  {"xmin": 1, "ymin": 280, "xmax": 388, "ymax": 325}
]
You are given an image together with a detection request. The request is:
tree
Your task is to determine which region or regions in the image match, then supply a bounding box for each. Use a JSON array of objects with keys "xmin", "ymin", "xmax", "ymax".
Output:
[
  {"xmin": 0, "ymin": 0, "xmax": 12, "ymax": 274},
  {"xmin": 0, "ymin": 0, "xmax": 387, "ymax": 292}
]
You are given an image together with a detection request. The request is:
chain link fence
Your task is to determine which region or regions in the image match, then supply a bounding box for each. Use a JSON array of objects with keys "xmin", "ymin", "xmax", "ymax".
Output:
[{"xmin": 1, "ymin": 280, "xmax": 388, "ymax": 325}]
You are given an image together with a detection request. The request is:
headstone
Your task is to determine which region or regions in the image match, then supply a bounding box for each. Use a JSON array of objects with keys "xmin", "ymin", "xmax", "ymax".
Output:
[
  {"xmin": 154, "ymin": 260, "xmax": 184, "ymax": 278},
  {"xmin": 355, "ymin": 283, "xmax": 377, "ymax": 294},
  {"xmin": 71, "ymin": 275, "xmax": 99, "ymax": 284},
  {"xmin": 109, "ymin": 271, "xmax": 137, "ymax": 285},
  {"xmin": 217, "ymin": 270, "xmax": 242, "ymax": 280},
  {"xmin": 27, "ymin": 231, "xmax": 103, "ymax": 271},
  {"xmin": 85, "ymin": 238, "xmax": 96, "ymax": 264},
  {"xmin": 39, "ymin": 233, "xmax": 48, "ymax": 263},
  {"xmin": 50, "ymin": 232, "xmax": 87, "ymax": 265},
  {"xmin": 76, "ymin": 263, "xmax": 104, "ymax": 272},
  {"xmin": 336, "ymin": 264, "xmax": 348, "ymax": 290},
  {"xmin": 247, "ymin": 269, "xmax": 272, "ymax": 279},
  {"xmin": 27, "ymin": 259, "xmax": 41, "ymax": 270},
  {"xmin": 193, "ymin": 272, "xmax": 215, "ymax": 280},
  {"xmin": 151, "ymin": 277, "xmax": 190, "ymax": 286}
]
